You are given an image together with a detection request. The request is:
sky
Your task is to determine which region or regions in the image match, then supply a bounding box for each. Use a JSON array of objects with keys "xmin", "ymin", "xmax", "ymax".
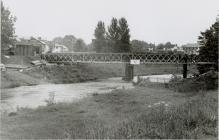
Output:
[{"xmin": 2, "ymin": 0, "xmax": 219, "ymax": 45}]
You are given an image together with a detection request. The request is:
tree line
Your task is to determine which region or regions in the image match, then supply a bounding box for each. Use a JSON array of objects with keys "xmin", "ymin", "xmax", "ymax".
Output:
[{"xmin": 93, "ymin": 17, "xmax": 131, "ymax": 53}]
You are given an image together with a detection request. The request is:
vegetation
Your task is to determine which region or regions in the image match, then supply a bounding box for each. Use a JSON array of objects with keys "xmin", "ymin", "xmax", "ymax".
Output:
[
  {"xmin": 92, "ymin": 17, "xmax": 131, "ymax": 53},
  {"xmin": 1, "ymin": 1, "xmax": 16, "ymax": 54},
  {"xmin": 1, "ymin": 87, "xmax": 217, "ymax": 139},
  {"xmin": 52, "ymin": 35, "xmax": 77, "ymax": 51},
  {"xmin": 156, "ymin": 42, "xmax": 176, "ymax": 50},
  {"xmin": 168, "ymin": 71, "xmax": 218, "ymax": 93},
  {"xmin": 197, "ymin": 20, "xmax": 218, "ymax": 74},
  {"xmin": 131, "ymin": 40, "xmax": 156, "ymax": 52},
  {"xmin": 73, "ymin": 38, "xmax": 87, "ymax": 52},
  {"xmin": 93, "ymin": 21, "xmax": 107, "ymax": 52}
]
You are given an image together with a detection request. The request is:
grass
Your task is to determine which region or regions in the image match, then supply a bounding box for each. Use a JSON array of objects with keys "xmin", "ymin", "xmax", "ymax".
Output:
[
  {"xmin": 168, "ymin": 71, "xmax": 218, "ymax": 93},
  {"xmin": 1, "ymin": 86, "xmax": 217, "ymax": 139}
]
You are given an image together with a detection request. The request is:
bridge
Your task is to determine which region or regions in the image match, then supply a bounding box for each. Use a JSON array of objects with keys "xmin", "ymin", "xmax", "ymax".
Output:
[{"xmin": 41, "ymin": 52, "xmax": 216, "ymax": 80}]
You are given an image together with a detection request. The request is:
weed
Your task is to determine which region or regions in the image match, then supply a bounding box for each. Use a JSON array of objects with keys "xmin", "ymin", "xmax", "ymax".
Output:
[{"xmin": 44, "ymin": 92, "xmax": 56, "ymax": 106}]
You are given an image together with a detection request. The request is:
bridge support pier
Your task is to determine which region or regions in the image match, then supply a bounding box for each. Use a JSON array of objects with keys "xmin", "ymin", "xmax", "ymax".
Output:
[
  {"xmin": 124, "ymin": 64, "xmax": 134, "ymax": 81},
  {"xmin": 183, "ymin": 63, "xmax": 187, "ymax": 78},
  {"xmin": 182, "ymin": 55, "xmax": 188, "ymax": 79}
]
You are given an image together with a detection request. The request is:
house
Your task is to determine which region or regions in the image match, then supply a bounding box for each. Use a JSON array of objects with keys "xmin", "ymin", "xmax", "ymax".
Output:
[
  {"xmin": 148, "ymin": 47, "xmax": 154, "ymax": 52},
  {"xmin": 182, "ymin": 43, "xmax": 200, "ymax": 54},
  {"xmin": 52, "ymin": 44, "xmax": 68, "ymax": 53},
  {"xmin": 171, "ymin": 45, "xmax": 184, "ymax": 52},
  {"xmin": 15, "ymin": 37, "xmax": 50, "ymax": 56}
]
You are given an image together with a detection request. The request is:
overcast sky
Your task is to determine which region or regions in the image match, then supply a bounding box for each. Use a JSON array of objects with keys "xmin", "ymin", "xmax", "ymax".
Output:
[{"xmin": 3, "ymin": 0, "xmax": 219, "ymax": 45}]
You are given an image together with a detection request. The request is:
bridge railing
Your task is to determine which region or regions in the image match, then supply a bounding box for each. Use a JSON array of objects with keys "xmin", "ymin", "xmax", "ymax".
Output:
[{"xmin": 41, "ymin": 52, "xmax": 216, "ymax": 64}]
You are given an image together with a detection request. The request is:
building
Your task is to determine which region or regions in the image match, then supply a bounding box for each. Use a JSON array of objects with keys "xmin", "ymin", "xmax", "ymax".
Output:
[
  {"xmin": 52, "ymin": 44, "xmax": 68, "ymax": 53},
  {"xmin": 181, "ymin": 43, "xmax": 200, "ymax": 55},
  {"xmin": 15, "ymin": 37, "xmax": 50, "ymax": 56},
  {"xmin": 171, "ymin": 45, "xmax": 184, "ymax": 52}
]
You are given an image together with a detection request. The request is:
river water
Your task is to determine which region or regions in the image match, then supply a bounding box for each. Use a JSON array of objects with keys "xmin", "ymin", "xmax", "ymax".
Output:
[
  {"xmin": 1, "ymin": 77, "xmax": 134, "ymax": 112},
  {"xmin": 1, "ymin": 74, "xmax": 177, "ymax": 112}
]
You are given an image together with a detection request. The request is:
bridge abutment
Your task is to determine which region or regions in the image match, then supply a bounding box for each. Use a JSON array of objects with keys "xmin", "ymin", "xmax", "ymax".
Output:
[{"xmin": 124, "ymin": 64, "xmax": 134, "ymax": 81}]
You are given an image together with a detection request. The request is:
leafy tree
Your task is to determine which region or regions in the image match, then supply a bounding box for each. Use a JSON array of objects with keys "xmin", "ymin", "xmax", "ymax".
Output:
[
  {"xmin": 156, "ymin": 42, "xmax": 175, "ymax": 51},
  {"xmin": 1, "ymin": 1, "xmax": 16, "ymax": 54},
  {"xmin": 93, "ymin": 21, "xmax": 107, "ymax": 52},
  {"xmin": 197, "ymin": 20, "xmax": 218, "ymax": 74},
  {"xmin": 73, "ymin": 39, "xmax": 87, "ymax": 52},
  {"xmin": 106, "ymin": 18, "xmax": 119, "ymax": 52},
  {"xmin": 117, "ymin": 17, "xmax": 131, "ymax": 52},
  {"xmin": 131, "ymin": 40, "xmax": 155, "ymax": 52},
  {"xmin": 63, "ymin": 35, "xmax": 77, "ymax": 51},
  {"xmin": 52, "ymin": 35, "xmax": 76, "ymax": 51},
  {"xmin": 106, "ymin": 17, "xmax": 131, "ymax": 52}
]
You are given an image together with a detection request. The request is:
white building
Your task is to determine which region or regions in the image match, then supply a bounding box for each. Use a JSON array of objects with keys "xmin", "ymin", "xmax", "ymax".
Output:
[
  {"xmin": 182, "ymin": 43, "xmax": 200, "ymax": 55},
  {"xmin": 52, "ymin": 44, "xmax": 68, "ymax": 53},
  {"xmin": 171, "ymin": 45, "xmax": 184, "ymax": 52}
]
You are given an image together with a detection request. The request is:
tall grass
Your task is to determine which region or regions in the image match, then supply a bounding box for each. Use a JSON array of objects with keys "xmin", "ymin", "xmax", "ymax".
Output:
[
  {"xmin": 60, "ymin": 93, "xmax": 217, "ymax": 139},
  {"xmin": 168, "ymin": 71, "xmax": 218, "ymax": 93}
]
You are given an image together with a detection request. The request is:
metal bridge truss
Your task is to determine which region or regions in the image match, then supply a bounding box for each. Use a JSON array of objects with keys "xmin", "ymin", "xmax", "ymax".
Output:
[{"xmin": 41, "ymin": 53, "xmax": 216, "ymax": 64}]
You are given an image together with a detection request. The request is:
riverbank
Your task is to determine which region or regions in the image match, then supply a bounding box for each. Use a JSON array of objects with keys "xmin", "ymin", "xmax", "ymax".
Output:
[
  {"xmin": 1, "ymin": 62, "xmax": 197, "ymax": 89},
  {"xmin": 1, "ymin": 86, "xmax": 217, "ymax": 139}
]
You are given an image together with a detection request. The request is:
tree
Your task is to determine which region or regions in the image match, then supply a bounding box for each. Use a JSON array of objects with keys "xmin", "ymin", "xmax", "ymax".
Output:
[
  {"xmin": 197, "ymin": 20, "xmax": 218, "ymax": 74},
  {"xmin": 131, "ymin": 40, "xmax": 155, "ymax": 52},
  {"xmin": 73, "ymin": 39, "xmax": 87, "ymax": 52},
  {"xmin": 156, "ymin": 42, "xmax": 175, "ymax": 51},
  {"xmin": 106, "ymin": 17, "xmax": 131, "ymax": 52},
  {"xmin": 52, "ymin": 35, "xmax": 76, "ymax": 51},
  {"xmin": 117, "ymin": 17, "xmax": 131, "ymax": 52},
  {"xmin": 1, "ymin": 1, "xmax": 16, "ymax": 54},
  {"xmin": 93, "ymin": 21, "xmax": 107, "ymax": 52},
  {"xmin": 106, "ymin": 18, "xmax": 119, "ymax": 52},
  {"xmin": 63, "ymin": 35, "xmax": 77, "ymax": 51}
]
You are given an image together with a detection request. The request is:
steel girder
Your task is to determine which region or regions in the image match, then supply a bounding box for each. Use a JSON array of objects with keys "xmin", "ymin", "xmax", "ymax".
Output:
[{"xmin": 41, "ymin": 53, "xmax": 216, "ymax": 64}]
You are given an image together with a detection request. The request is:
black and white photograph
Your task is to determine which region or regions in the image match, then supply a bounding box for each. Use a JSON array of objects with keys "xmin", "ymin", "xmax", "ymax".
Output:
[{"xmin": 0, "ymin": 0, "xmax": 218, "ymax": 139}]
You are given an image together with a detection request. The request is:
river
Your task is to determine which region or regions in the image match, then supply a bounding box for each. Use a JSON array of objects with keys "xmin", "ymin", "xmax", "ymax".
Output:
[
  {"xmin": 1, "ymin": 77, "xmax": 134, "ymax": 112},
  {"xmin": 1, "ymin": 74, "xmax": 177, "ymax": 112}
]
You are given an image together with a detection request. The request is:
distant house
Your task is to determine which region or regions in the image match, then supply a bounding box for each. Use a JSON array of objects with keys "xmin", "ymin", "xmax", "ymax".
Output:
[
  {"xmin": 148, "ymin": 47, "xmax": 154, "ymax": 52},
  {"xmin": 171, "ymin": 45, "xmax": 184, "ymax": 52},
  {"xmin": 15, "ymin": 37, "xmax": 49, "ymax": 56},
  {"xmin": 182, "ymin": 43, "xmax": 200, "ymax": 54},
  {"xmin": 52, "ymin": 44, "xmax": 68, "ymax": 53}
]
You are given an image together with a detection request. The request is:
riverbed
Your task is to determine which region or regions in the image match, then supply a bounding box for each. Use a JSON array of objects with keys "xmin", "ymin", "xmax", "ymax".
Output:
[
  {"xmin": 1, "ymin": 74, "xmax": 178, "ymax": 112},
  {"xmin": 1, "ymin": 77, "xmax": 134, "ymax": 112}
]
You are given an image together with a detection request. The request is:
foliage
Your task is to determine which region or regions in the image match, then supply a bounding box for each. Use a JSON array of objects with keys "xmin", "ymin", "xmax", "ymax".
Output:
[
  {"xmin": 106, "ymin": 18, "xmax": 120, "ymax": 52},
  {"xmin": 168, "ymin": 71, "xmax": 218, "ymax": 93},
  {"xmin": 131, "ymin": 40, "xmax": 156, "ymax": 52},
  {"xmin": 52, "ymin": 35, "xmax": 77, "ymax": 51},
  {"xmin": 93, "ymin": 21, "xmax": 107, "ymax": 52},
  {"xmin": 1, "ymin": 1, "xmax": 16, "ymax": 53},
  {"xmin": 156, "ymin": 42, "xmax": 176, "ymax": 50},
  {"xmin": 73, "ymin": 39, "xmax": 87, "ymax": 52},
  {"xmin": 44, "ymin": 92, "xmax": 56, "ymax": 106},
  {"xmin": 105, "ymin": 17, "xmax": 131, "ymax": 52},
  {"xmin": 197, "ymin": 20, "xmax": 218, "ymax": 74},
  {"xmin": 117, "ymin": 17, "xmax": 131, "ymax": 52}
]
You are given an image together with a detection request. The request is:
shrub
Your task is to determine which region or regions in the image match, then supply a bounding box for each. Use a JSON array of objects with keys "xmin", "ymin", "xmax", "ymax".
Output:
[
  {"xmin": 168, "ymin": 71, "xmax": 218, "ymax": 93},
  {"xmin": 45, "ymin": 92, "xmax": 56, "ymax": 106}
]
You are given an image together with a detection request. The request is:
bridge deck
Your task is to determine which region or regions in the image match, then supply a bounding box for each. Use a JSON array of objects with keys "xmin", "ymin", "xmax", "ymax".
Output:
[{"xmin": 41, "ymin": 52, "xmax": 216, "ymax": 64}]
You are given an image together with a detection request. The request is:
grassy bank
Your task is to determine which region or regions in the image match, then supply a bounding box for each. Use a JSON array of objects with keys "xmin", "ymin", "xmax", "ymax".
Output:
[{"xmin": 1, "ymin": 86, "xmax": 217, "ymax": 139}]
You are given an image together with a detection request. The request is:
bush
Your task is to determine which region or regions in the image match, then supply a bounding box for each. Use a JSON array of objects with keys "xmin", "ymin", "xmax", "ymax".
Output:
[
  {"xmin": 44, "ymin": 92, "xmax": 56, "ymax": 106},
  {"xmin": 168, "ymin": 71, "xmax": 218, "ymax": 93}
]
